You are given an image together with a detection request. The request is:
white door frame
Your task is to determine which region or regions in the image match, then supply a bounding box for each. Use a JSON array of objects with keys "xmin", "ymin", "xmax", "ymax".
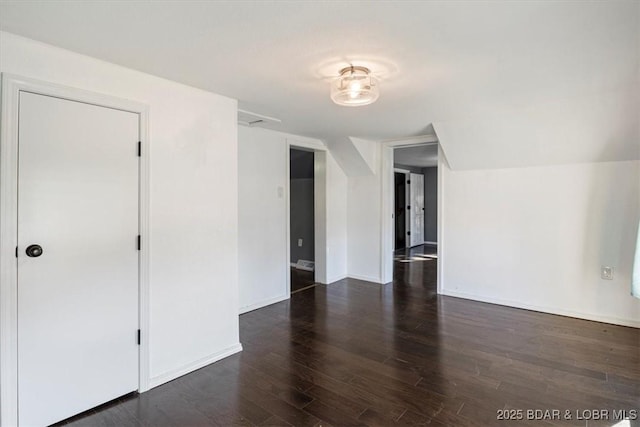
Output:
[
  {"xmin": 0, "ymin": 74, "xmax": 151, "ymax": 426},
  {"xmin": 381, "ymin": 137, "xmax": 442, "ymax": 290},
  {"xmin": 286, "ymin": 138, "xmax": 328, "ymax": 292}
]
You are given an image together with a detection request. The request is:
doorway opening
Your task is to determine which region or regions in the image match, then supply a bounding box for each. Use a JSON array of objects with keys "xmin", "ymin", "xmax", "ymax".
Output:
[
  {"xmin": 392, "ymin": 144, "xmax": 439, "ymax": 278},
  {"xmin": 289, "ymin": 148, "xmax": 316, "ymax": 293},
  {"xmin": 394, "ymin": 171, "xmax": 407, "ymax": 250}
]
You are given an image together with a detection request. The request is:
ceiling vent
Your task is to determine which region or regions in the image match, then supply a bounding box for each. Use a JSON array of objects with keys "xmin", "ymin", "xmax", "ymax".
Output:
[{"xmin": 238, "ymin": 109, "xmax": 281, "ymax": 127}]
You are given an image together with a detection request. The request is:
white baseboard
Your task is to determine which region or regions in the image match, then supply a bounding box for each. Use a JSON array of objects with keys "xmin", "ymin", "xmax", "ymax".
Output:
[
  {"xmin": 148, "ymin": 343, "xmax": 243, "ymax": 389},
  {"xmin": 345, "ymin": 274, "xmax": 385, "ymax": 285},
  {"xmin": 441, "ymin": 289, "xmax": 640, "ymax": 328},
  {"xmin": 290, "ymin": 262, "xmax": 297, "ymax": 267},
  {"xmin": 424, "ymin": 241, "xmax": 438, "ymax": 245},
  {"xmin": 239, "ymin": 294, "xmax": 289, "ymax": 314},
  {"xmin": 324, "ymin": 274, "xmax": 347, "ymax": 284}
]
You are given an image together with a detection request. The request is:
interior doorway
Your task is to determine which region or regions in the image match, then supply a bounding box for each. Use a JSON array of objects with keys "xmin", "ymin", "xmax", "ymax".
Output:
[
  {"xmin": 289, "ymin": 148, "xmax": 316, "ymax": 293},
  {"xmin": 393, "ymin": 145, "xmax": 438, "ymax": 248},
  {"xmin": 395, "ymin": 169, "xmax": 427, "ymax": 249},
  {"xmin": 391, "ymin": 144, "xmax": 439, "ymax": 275},
  {"xmin": 394, "ymin": 171, "xmax": 407, "ymax": 250}
]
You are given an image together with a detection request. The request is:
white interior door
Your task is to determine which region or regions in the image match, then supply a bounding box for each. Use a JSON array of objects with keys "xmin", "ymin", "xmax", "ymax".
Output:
[
  {"xmin": 17, "ymin": 92, "xmax": 140, "ymax": 426},
  {"xmin": 409, "ymin": 173, "xmax": 425, "ymax": 247}
]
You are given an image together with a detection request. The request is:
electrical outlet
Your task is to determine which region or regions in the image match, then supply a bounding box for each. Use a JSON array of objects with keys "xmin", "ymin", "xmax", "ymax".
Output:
[
  {"xmin": 601, "ymin": 266, "xmax": 614, "ymax": 280},
  {"xmin": 298, "ymin": 239, "xmax": 303, "ymax": 247}
]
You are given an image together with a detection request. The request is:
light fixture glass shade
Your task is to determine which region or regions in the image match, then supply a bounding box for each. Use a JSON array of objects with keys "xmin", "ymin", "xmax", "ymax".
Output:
[{"xmin": 330, "ymin": 66, "xmax": 379, "ymax": 106}]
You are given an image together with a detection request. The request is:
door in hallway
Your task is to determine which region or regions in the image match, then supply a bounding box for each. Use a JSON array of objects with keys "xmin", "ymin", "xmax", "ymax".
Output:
[
  {"xmin": 394, "ymin": 172, "xmax": 407, "ymax": 249},
  {"xmin": 409, "ymin": 173, "xmax": 425, "ymax": 247}
]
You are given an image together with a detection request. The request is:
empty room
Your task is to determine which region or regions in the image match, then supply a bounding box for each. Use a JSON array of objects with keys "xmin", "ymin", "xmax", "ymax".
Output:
[{"xmin": 0, "ymin": 1, "xmax": 638, "ymax": 426}]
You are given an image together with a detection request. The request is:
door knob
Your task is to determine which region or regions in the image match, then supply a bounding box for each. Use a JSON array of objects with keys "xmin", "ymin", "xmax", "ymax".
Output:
[{"xmin": 25, "ymin": 244, "xmax": 43, "ymax": 258}]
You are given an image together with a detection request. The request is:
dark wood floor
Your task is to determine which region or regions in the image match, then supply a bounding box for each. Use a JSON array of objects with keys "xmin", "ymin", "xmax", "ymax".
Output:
[
  {"xmin": 291, "ymin": 267, "xmax": 315, "ymax": 293},
  {"xmin": 62, "ymin": 244, "xmax": 639, "ymax": 426}
]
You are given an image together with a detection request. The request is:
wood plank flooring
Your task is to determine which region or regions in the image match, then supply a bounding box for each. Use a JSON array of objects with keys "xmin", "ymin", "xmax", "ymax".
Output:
[
  {"xmin": 291, "ymin": 267, "xmax": 315, "ymax": 293},
  {"xmin": 61, "ymin": 244, "xmax": 639, "ymax": 426}
]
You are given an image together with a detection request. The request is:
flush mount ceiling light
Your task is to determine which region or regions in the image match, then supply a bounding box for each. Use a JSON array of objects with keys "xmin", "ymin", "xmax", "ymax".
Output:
[{"xmin": 330, "ymin": 65, "xmax": 379, "ymax": 107}]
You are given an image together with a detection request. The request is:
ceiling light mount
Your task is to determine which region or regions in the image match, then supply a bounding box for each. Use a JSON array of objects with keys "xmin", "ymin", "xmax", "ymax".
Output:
[{"xmin": 330, "ymin": 65, "xmax": 379, "ymax": 107}]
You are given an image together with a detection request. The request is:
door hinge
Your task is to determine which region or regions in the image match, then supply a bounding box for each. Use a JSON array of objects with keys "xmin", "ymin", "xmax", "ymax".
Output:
[
  {"xmin": 407, "ymin": 231, "xmax": 411, "ymax": 236},
  {"xmin": 15, "ymin": 246, "xmax": 18, "ymax": 258},
  {"xmin": 137, "ymin": 141, "xmax": 141, "ymax": 157},
  {"xmin": 407, "ymin": 205, "xmax": 411, "ymax": 210},
  {"xmin": 407, "ymin": 180, "xmax": 411, "ymax": 184},
  {"xmin": 137, "ymin": 235, "xmax": 141, "ymax": 251},
  {"xmin": 137, "ymin": 329, "xmax": 141, "ymax": 345}
]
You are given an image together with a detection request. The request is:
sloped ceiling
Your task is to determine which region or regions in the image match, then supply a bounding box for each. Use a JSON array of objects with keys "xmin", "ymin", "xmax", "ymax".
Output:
[
  {"xmin": 323, "ymin": 136, "xmax": 375, "ymax": 177},
  {"xmin": 0, "ymin": 1, "xmax": 638, "ymax": 169}
]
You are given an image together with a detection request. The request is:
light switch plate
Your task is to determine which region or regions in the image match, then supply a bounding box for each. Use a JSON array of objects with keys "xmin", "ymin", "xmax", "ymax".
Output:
[{"xmin": 601, "ymin": 266, "xmax": 614, "ymax": 280}]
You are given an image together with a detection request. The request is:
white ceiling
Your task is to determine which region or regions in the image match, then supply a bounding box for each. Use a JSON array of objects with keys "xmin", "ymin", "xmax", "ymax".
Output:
[
  {"xmin": 1, "ymin": 1, "xmax": 638, "ymax": 168},
  {"xmin": 394, "ymin": 145, "xmax": 438, "ymax": 168}
]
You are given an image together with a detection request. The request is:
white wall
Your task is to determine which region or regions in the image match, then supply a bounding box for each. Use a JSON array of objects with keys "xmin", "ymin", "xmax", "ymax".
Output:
[
  {"xmin": 0, "ymin": 32, "xmax": 241, "ymax": 387},
  {"xmin": 238, "ymin": 127, "xmax": 347, "ymax": 312},
  {"xmin": 347, "ymin": 140, "xmax": 385, "ymax": 283},
  {"xmin": 440, "ymin": 159, "xmax": 640, "ymax": 327},
  {"xmin": 238, "ymin": 126, "xmax": 289, "ymax": 312},
  {"xmin": 325, "ymin": 151, "xmax": 349, "ymax": 283}
]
